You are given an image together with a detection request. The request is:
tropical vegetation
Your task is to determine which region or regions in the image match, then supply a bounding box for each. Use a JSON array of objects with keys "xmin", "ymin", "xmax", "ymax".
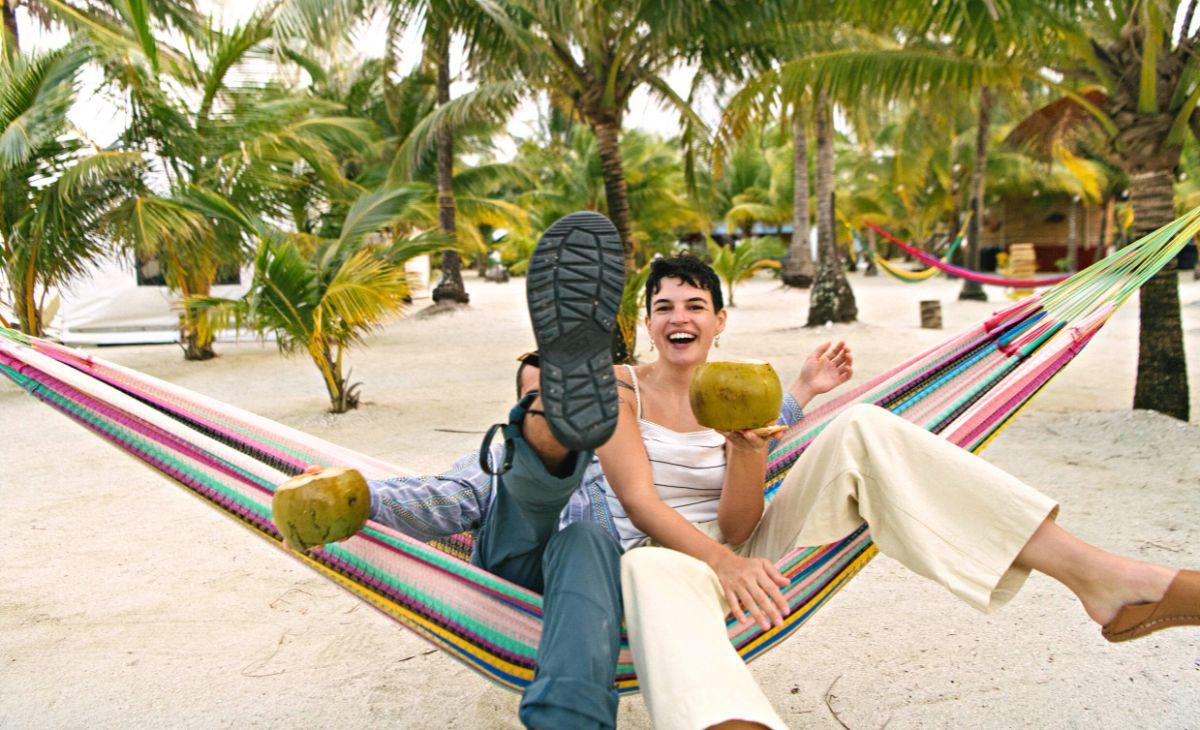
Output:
[{"xmin": 1, "ymin": 0, "xmax": 1195, "ymax": 419}]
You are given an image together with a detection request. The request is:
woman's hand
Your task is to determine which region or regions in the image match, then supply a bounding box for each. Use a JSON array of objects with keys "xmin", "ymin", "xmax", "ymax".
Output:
[
  {"xmin": 793, "ymin": 341, "xmax": 854, "ymax": 405},
  {"xmin": 710, "ymin": 551, "xmax": 790, "ymax": 630},
  {"xmin": 717, "ymin": 428, "xmax": 770, "ymax": 453}
]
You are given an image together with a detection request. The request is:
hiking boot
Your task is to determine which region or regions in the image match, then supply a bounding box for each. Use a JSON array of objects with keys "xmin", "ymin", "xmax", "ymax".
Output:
[{"xmin": 526, "ymin": 212, "xmax": 625, "ymax": 451}]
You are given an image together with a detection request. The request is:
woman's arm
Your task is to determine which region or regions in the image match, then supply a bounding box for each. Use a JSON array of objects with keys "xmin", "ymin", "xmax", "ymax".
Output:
[
  {"xmin": 715, "ymin": 430, "xmax": 770, "ymax": 545},
  {"xmin": 599, "ymin": 381, "xmax": 788, "ymax": 629}
]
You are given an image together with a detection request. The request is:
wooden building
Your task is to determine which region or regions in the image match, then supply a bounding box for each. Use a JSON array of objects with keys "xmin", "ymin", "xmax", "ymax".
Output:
[{"xmin": 980, "ymin": 195, "xmax": 1112, "ymax": 272}]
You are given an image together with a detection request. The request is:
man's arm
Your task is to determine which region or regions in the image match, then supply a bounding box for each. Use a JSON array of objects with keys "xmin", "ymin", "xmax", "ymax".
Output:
[{"xmin": 368, "ymin": 449, "xmax": 497, "ymax": 541}]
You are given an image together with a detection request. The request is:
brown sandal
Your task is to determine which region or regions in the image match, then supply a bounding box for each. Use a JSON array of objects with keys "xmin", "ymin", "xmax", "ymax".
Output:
[{"xmin": 1101, "ymin": 569, "xmax": 1200, "ymax": 643}]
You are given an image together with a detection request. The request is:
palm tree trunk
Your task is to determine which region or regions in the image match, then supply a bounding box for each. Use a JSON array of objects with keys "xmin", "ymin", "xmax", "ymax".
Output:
[
  {"xmin": 783, "ymin": 109, "xmax": 814, "ymax": 288},
  {"xmin": 1, "ymin": 0, "xmax": 17, "ymax": 60},
  {"xmin": 864, "ymin": 228, "xmax": 878, "ymax": 276},
  {"xmin": 314, "ymin": 343, "xmax": 358, "ymax": 413},
  {"xmin": 178, "ymin": 269, "xmax": 214, "ymax": 360},
  {"xmin": 593, "ymin": 117, "xmax": 635, "ymax": 363},
  {"xmin": 806, "ymin": 93, "xmax": 857, "ymax": 326},
  {"xmin": 1128, "ymin": 167, "xmax": 1188, "ymax": 421},
  {"xmin": 959, "ymin": 86, "xmax": 990, "ymax": 302},
  {"xmin": 592, "ymin": 119, "xmax": 636, "ymax": 274},
  {"xmin": 430, "ymin": 26, "xmax": 469, "ymax": 305}
]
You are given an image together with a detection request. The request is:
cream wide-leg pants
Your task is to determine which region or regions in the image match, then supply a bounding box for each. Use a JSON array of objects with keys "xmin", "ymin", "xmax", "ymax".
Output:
[{"xmin": 621, "ymin": 404, "xmax": 1059, "ymax": 730}]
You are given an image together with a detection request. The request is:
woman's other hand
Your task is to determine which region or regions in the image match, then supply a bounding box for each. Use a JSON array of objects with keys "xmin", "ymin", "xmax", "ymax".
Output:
[
  {"xmin": 711, "ymin": 551, "xmax": 790, "ymax": 630},
  {"xmin": 792, "ymin": 340, "xmax": 854, "ymax": 405}
]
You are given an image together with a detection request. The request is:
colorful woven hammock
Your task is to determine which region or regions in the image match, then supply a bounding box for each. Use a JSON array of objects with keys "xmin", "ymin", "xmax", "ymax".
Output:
[
  {"xmin": 866, "ymin": 220, "xmax": 1074, "ymax": 288},
  {"xmin": 1, "ymin": 207, "xmax": 1196, "ymax": 695},
  {"xmin": 860, "ymin": 216, "xmax": 969, "ymax": 284}
]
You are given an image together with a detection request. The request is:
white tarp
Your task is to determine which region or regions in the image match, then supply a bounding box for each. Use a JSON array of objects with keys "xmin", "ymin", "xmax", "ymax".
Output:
[{"xmin": 13, "ymin": 253, "xmax": 433, "ymax": 346}]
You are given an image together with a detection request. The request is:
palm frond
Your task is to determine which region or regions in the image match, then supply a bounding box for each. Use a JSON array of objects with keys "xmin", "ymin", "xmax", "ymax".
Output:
[
  {"xmin": 332, "ymin": 184, "xmax": 428, "ymax": 255},
  {"xmin": 386, "ymin": 80, "xmax": 524, "ymax": 183}
]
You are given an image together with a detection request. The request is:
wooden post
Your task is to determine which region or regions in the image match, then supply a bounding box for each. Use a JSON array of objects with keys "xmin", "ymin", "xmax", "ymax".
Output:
[{"xmin": 920, "ymin": 300, "xmax": 942, "ymax": 329}]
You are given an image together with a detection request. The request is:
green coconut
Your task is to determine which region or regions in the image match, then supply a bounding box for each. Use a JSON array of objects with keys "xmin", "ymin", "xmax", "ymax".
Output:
[
  {"xmin": 689, "ymin": 359, "xmax": 783, "ymax": 431},
  {"xmin": 272, "ymin": 467, "xmax": 370, "ymax": 552}
]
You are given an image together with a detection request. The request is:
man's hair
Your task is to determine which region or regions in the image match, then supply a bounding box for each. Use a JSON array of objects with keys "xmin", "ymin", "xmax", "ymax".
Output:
[
  {"xmin": 516, "ymin": 352, "xmax": 540, "ymax": 399},
  {"xmin": 644, "ymin": 254, "xmax": 724, "ymax": 315}
]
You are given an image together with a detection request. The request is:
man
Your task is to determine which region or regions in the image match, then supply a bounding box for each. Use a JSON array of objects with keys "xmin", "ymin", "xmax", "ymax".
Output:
[{"xmin": 291, "ymin": 212, "xmax": 628, "ymax": 730}]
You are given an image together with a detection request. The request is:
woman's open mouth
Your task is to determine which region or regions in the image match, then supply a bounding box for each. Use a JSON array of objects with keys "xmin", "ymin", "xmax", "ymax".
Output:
[{"xmin": 667, "ymin": 332, "xmax": 697, "ymax": 349}]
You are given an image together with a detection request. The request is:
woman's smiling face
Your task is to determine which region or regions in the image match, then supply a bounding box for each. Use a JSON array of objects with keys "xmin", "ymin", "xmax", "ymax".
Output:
[{"xmin": 645, "ymin": 277, "xmax": 726, "ymax": 366}]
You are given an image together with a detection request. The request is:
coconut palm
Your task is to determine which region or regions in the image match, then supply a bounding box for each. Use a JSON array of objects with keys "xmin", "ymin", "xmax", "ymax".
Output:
[
  {"xmin": 1, "ymin": 0, "xmax": 199, "ymax": 59},
  {"xmin": 466, "ymin": 0, "xmax": 790, "ymax": 358},
  {"xmin": 808, "ymin": 91, "xmax": 857, "ymax": 325},
  {"xmin": 731, "ymin": 1, "xmax": 1191, "ymax": 418},
  {"xmin": 0, "ymin": 43, "xmax": 142, "ymax": 336},
  {"xmin": 188, "ymin": 184, "xmax": 446, "ymax": 413},
  {"xmin": 704, "ymin": 237, "xmax": 783, "ymax": 308},
  {"xmin": 514, "ymin": 123, "xmax": 706, "ymax": 262},
  {"xmin": 88, "ymin": 8, "xmax": 376, "ymax": 359}
]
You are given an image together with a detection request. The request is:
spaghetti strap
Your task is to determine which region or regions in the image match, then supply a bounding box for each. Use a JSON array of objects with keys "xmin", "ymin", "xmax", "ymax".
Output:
[{"xmin": 623, "ymin": 364, "xmax": 642, "ymax": 419}]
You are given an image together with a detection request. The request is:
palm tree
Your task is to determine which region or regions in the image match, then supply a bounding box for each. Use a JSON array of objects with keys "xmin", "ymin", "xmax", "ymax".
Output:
[
  {"xmin": 807, "ymin": 91, "xmax": 857, "ymax": 325},
  {"xmin": 514, "ymin": 123, "xmax": 706, "ymax": 261},
  {"xmin": 0, "ymin": 43, "xmax": 142, "ymax": 337},
  {"xmin": 2, "ymin": 0, "xmax": 18, "ymax": 58},
  {"xmin": 746, "ymin": 1, "xmax": 1192, "ymax": 418},
  {"xmin": 189, "ymin": 185, "xmax": 445, "ymax": 413},
  {"xmin": 467, "ymin": 0, "xmax": 788, "ymax": 358},
  {"xmin": 90, "ymin": 8, "xmax": 375, "ymax": 359},
  {"xmin": 704, "ymin": 237, "xmax": 783, "ymax": 308},
  {"xmin": 784, "ymin": 109, "xmax": 815, "ymax": 287}
]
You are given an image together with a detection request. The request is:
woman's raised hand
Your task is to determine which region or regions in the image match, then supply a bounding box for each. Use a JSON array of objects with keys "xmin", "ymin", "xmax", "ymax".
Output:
[
  {"xmin": 795, "ymin": 340, "xmax": 854, "ymax": 403},
  {"xmin": 711, "ymin": 551, "xmax": 790, "ymax": 630}
]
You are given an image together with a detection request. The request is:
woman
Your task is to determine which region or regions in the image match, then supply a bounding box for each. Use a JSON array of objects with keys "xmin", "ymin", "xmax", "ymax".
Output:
[{"xmin": 592, "ymin": 254, "xmax": 1199, "ymax": 730}]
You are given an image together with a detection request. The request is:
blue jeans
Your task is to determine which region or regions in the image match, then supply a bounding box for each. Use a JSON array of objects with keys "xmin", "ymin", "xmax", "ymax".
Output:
[{"xmin": 472, "ymin": 395, "xmax": 622, "ymax": 730}]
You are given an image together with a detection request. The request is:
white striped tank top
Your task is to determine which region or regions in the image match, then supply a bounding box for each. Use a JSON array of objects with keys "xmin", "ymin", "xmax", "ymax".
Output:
[{"xmin": 607, "ymin": 365, "xmax": 727, "ymax": 549}]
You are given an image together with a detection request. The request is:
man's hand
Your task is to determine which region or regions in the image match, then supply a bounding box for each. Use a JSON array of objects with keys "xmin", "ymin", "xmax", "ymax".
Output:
[
  {"xmin": 710, "ymin": 551, "xmax": 790, "ymax": 630},
  {"xmin": 792, "ymin": 341, "xmax": 854, "ymax": 406}
]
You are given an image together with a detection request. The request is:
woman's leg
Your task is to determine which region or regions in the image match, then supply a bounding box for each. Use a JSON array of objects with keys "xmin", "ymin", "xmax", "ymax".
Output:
[
  {"xmin": 1013, "ymin": 518, "xmax": 1176, "ymax": 625},
  {"xmin": 745, "ymin": 404, "xmax": 1196, "ymax": 637},
  {"xmin": 621, "ymin": 547, "xmax": 787, "ymax": 730},
  {"xmin": 745, "ymin": 404, "xmax": 1057, "ymax": 611}
]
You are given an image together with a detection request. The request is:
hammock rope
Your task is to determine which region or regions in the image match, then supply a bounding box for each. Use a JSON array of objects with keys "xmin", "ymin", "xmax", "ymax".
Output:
[
  {"xmin": 3, "ymin": 206, "xmax": 1198, "ymax": 695},
  {"xmin": 866, "ymin": 220, "xmax": 1074, "ymax": 288}
]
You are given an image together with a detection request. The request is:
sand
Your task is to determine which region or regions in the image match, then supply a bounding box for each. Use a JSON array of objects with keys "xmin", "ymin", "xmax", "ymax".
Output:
[{"xmin": 2, "ymin": 271, "xmax": 1198, "ymax": 729}]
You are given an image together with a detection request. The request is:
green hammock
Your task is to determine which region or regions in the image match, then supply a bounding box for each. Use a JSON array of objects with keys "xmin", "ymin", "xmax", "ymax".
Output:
[{"xmin": 1, "ymin": 207, "xmax": 1196, "ymax": 695}]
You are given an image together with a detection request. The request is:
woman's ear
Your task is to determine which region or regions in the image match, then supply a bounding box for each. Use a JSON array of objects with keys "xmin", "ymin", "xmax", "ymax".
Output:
[{"xmin": 715, "ymin": 307, "xmax": 728, "ymax": 334}]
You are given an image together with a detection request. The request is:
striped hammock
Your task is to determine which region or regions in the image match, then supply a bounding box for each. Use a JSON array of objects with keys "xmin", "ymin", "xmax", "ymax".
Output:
[
  {"xmin": 859, "ymin": 216, "xmax": 968, "ymax": 284},
  {"xmin": 866, "ymin": 220, "xmax": 1074, "ymax": 288},
  {"xmin": 1, "ymin": 207, "xmax": 1196, "ymax": 695}
]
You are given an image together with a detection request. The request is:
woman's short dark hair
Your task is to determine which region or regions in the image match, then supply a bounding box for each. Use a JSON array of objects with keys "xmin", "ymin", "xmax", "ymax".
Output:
[{"xmin": 645, "ymin": 254, "xmax": 724, "ymax": 314}]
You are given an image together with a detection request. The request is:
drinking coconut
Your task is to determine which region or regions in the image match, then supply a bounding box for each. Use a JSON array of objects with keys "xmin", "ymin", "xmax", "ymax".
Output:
[
  {"xmin": 272, "ymin": 467, "xmax": 370, "ymax": 551},
  {"xmin": 689, "ymin": 359, "xmax": 783, "ymax": 431}
]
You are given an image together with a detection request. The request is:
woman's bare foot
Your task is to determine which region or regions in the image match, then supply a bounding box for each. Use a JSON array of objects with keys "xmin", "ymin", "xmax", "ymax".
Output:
[{"xmin": 1015, "ymin": 517, "xmax": 1177, "ymax": 626}]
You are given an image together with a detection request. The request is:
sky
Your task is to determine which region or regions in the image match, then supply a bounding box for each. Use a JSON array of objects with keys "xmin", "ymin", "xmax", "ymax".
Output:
[{"xmin": 15, "ymin": 0, "xmax": 709, "ymax": 159}]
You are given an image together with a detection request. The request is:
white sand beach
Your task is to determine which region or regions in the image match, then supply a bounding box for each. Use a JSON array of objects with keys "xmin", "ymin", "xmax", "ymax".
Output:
[{"xmin": 2, "ymin": 271, "xmax": 1198, "ymax": 729}]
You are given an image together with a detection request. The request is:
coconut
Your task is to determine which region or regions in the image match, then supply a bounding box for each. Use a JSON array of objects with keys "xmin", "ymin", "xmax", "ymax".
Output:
[
  {"xmin": 689, "ymin": 359, "xmax": 783, "ymax": 431},
  {"xmin": 272, "ymin": 466, "xmax": 370, "ymax": 552}
]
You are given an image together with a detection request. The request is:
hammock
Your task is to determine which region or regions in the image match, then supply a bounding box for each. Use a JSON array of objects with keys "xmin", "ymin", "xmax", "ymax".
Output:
[
  {"xmin": 2, "ymin": 207, "xmax": 1196, "ymax": 695},
  {"xmin": 866, "ymin": 220, "xmax": 1074, "ymax": 288},
  {"xmin": 860, "ymin": 215, "xmax": 969, "ymax": 284}
]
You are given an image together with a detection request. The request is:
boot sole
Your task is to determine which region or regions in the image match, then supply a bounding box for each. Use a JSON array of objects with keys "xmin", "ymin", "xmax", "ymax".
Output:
[{"xmin": 526, "ymin": 212, "xmax": 625, "ymax": 451}]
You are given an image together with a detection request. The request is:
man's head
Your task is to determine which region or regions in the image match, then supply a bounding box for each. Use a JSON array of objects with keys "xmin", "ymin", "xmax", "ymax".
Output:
[
  {"xmin": 644, "ymin": 254, "xmax": 724, "ymax": 316},
  {"xmin": 516, "ymin": 351, "xmax": 540, "ymax": 399}
]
